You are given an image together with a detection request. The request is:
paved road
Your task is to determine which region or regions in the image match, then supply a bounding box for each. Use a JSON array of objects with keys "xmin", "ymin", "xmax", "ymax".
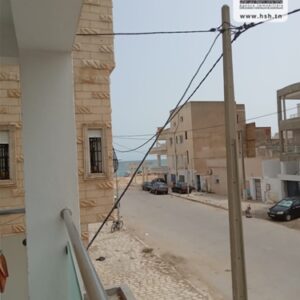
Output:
[{"xmin": 121, "ymin": 187, "xmax": 300, "ymax": 300}]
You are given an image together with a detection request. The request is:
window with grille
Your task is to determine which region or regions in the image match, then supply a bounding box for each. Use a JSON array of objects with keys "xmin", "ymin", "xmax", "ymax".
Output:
[
  {"xmin": 89, "ymin": 137, "xmax": 102, "ymax": 173},
  {"xmin": 0, "ymin": 131, "xmax": 10, "ymax": 180},
  {"xmin": 0, "ymin": 144, "xmax": 9, "ymax": 180}
]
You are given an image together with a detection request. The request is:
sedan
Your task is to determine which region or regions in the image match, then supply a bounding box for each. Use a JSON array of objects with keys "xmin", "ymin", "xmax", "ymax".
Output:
[
  {"xmin": 150, "ymin": 182, "xmax": 169, "ymax": 195},
  {"xmin": 171, "ymin": 182, "xmax": 194, "ymax": 194},
  {"xmin": 268, "ymin": 197, "xmax": 300, "ymax": 221}
]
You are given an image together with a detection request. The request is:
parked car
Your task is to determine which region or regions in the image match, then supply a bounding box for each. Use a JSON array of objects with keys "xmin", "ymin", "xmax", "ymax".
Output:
[
  {"xmin": 171, "ymin": 182, "xmax": 194, "ymax": 194},
  {"xmin": 268, "ymin": 197, "xmax": 300, "ymax": 221},
  {"xmin": 142, "ymin": 181, "xmax": 152, "ymax": 191},
  {"xmin": 150, "ymin": 182, "xmax": 168, "ymax": 195}
]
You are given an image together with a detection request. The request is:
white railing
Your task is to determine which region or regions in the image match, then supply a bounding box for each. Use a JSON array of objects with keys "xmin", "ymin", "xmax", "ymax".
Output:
[{"xmin": 61, "ymin": 208, "xmax": 109, "ymax": 300}]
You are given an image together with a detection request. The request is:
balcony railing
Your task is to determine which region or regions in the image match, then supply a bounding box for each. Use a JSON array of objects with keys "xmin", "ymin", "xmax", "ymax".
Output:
[
  {"xmin": 61, "ymin": 208, "xmax": 136, "ymax": 300},
  {"xmin": 284, "ymin": 145, "xmax": 300, "ymax": 153},
  {"xmin": 61, "ymin": 208, "xmax": 109, "ymax": 300},
  {"xmin": 0, "ymin": 207, "xmax": 25, "ymax": 216}
]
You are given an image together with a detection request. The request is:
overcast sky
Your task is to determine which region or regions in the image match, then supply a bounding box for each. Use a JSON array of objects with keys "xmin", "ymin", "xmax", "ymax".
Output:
[{"xmin": 110, "ymin": 0, "xmax": 300, "ymax": 161}]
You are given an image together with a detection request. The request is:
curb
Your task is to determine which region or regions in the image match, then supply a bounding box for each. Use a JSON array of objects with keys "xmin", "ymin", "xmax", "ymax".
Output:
[{"xmin": 170, "ymin": 192, "xmax": 228, "ymax": 211}]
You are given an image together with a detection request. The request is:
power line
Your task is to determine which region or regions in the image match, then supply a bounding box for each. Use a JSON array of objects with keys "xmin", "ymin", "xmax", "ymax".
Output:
[
  {"xmin": 113, "ymin": 106, "xmax": 298, "ymax": 140},
  {"xmin": 77, "ymin": 27, "xmax": 222, "ymax": 37},
  {"xmin": 113, "ymin": 142, "xmax": 147, "ymax": 155},
  {"xmin": 78, "ymin": 8, "xmax": 300, "ymax": 38}
]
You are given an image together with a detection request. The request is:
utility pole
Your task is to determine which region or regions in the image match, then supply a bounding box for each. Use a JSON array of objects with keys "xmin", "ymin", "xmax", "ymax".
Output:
[
  {"xmin": 222, "ymin": 5, "xmax": 248, "ymax": 300},
  {"xmin": 240, "ymin": 130, "xmax": 247, "ymax": 200}
]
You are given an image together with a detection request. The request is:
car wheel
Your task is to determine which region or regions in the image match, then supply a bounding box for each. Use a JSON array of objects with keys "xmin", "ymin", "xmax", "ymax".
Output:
[
  {"xmin": 285, "ymin": 214, "xmax": 292, "ymax": 221},
  {"xmin": 155, "ymin": 190, "xmax": 158, "ymax": 195}
]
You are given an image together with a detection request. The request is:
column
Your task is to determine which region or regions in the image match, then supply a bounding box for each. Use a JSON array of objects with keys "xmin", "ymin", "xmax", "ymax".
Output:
[{"xmin": 20, "ymin": 50, "xmax": 80, "ymax": 300}]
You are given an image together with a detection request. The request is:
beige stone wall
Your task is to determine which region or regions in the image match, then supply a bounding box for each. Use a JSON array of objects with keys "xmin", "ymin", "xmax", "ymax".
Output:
[
  {"xmin": 74, "ymin": 0, "xmax": 115, "ymax": 242},
  {"xmin": 0, "ymin": 64, "xmax": 26, "ymax": 235},
  {"xmin": 166, "ymin": 101, "xmax": 245, "ymax": 195},
  {"xmin": 0, "ymin": 0, "xmax": 115, "ymax": 237}
]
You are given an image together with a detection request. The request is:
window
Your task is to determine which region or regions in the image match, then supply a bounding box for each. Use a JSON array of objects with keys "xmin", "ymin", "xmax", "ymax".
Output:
[
  {"xmin": 180, "ymin": 116, "xmax": 183, "ymax": 122},
  {"xmin": 185, "ymin": 131, "xmax": 188, "ymax": 140},
  {"xmin": 169, "ymin": 137, "xmax": 173, "ymax": 146},
  {"xmin": 179, "ymin": 135, "xmax": 183, "ymax": 144},
  {"xmin": 0, "ymin": 126, "xmax": 16, "ymax": 186},
  {"xmin": 83, "ymin": 126, "xmax": 108, "ymax": 179},
  {"xmin": 0, "ymin": 131, "xmax": 9, "ymax": 180},
  {"xmin": 88, "ymin": 130, "xmax": 103, "ymax": 174},
  {"xmin": 175, "ymin": 136, "xmax": 178, "ymax": 144}
]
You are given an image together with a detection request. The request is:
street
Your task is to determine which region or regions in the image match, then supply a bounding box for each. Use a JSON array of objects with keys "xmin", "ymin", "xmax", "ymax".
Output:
[{"xmin": 121, "ymin": 187, "xmax": 300, "ymax": 300}]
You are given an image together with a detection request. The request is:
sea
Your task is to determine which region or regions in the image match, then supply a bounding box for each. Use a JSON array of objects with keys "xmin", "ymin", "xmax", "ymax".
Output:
[{"xmin": 116, "ymin": 159, "xmax": 167, "ymax": 177}]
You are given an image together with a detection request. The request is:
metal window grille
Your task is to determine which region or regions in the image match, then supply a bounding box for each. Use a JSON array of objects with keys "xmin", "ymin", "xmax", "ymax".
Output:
[
  {"xmin": 89, "ymin": 137, "xmax": 103, "ymax": 173},
  {"xmin": 0, "ymin": 144, "xmax": 9, "ymax": 180}
]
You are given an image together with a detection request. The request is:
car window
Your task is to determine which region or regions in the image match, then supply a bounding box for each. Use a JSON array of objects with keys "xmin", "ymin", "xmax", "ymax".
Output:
[
  {"xmin": 278, "ymin": 199, "xmax": 293, "ymax": 208},
  {"xmin": 293, "ymin": 200, "xmax": 300, "ymax": 206}
]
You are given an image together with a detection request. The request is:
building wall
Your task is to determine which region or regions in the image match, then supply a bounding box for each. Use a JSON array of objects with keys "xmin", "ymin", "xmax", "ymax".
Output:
[
  {"xmin": 73, "ymin": 0, "xmax": 115, "ymax": 241},
  {"xmin": 0, "ymin": 64, "xmax": 25, "ymax": 235},
  {"xmin": 166, "ymin": 101, "xmax": 245, "ymax": 195},
  {"xmin": 0, "ymin": 0, "xmax": 115, "ymax": 237}
]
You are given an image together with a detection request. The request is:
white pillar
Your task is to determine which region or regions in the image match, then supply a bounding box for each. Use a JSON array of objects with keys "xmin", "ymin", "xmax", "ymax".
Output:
[{"xmin": 20, "ymin": 50, "xmax": 80, "ymax": 300}]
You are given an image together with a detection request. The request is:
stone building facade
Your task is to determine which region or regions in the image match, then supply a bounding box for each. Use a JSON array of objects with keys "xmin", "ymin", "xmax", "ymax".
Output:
[
  {"xmin": 0, "ymin": 0, "xmax": 115, "ymax": 240},
  {"xmin": 154, "ymin": 101, "xmax": 245, "ymax": 196}
]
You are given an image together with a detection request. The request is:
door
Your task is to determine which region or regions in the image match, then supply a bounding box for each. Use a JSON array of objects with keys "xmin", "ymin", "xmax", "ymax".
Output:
[
  {"xmin": 286, "ymin": 181, "xmax": 300, "ymax": 197},
  {"xmin": 196, "ymin": 175, "xmax": 201, "ymax": 192},
  {"xmin": 254, "ymin": 179, "xmax": 262, "ymax": 201}
]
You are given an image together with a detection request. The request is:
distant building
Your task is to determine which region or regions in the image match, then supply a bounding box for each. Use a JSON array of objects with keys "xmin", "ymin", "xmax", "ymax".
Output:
[
  {"xmin": 152, "ymin": 101, "xmax": 246, "ymax": 196},
  {"xmin": 246, "ymin": 82, "xmax": 300, "ymax": 202}
]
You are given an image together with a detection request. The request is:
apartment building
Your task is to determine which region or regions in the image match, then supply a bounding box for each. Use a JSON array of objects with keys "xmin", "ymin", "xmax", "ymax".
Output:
[
  {"xmin": 154, "ymin": 101, "xmax": 245, "ymax": 196},
  {"xmin": 246, "ymin": 83, "xmax": 300, "ymax": 202},
  {"xmin": 0, "ymin": 0, "xmax": 117, "ymax": 298}
]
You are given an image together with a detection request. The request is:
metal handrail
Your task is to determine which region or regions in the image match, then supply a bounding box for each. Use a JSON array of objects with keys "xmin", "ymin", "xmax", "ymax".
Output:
[
  {"xmin": 0, "ymin": 208, "xmax": 25, "ymax": 216},
  {"xmin": 61, "ymin": 208, "xmax": 108, "ymax": 300}
]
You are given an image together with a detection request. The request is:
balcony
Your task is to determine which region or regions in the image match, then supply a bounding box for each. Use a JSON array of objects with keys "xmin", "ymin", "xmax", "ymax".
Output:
[
  {"xmin": 150, "ymin": 142, "xmax": 167, "ymax": 156},
  {"xmin": 277, "ymin": 82, "xmax": 300, "ymax": 161},
  {"xmin": 0, "ymin": 208, "xmax": 135, "ymax": 300}
]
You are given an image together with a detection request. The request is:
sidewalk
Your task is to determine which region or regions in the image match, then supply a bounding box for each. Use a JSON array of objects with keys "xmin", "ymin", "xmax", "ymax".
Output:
[
  {"xmin": 170, "ymin": 191, "xmax": 270, "ymax": 219},
  {"xmin": 89, "ymin": 223, "xmax": 212, "ymax": 300}
]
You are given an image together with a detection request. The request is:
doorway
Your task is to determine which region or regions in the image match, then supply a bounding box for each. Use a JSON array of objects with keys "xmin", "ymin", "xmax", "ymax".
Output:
[{"xmin": 254, "ymin": 179, "xmax": 262, "ymax": 201}]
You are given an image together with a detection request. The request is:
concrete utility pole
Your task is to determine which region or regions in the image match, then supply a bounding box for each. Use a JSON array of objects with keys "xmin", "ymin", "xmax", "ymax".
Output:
[{"xmin": 222, "ymin": 5, "xmax": 248, "ymax": 300}]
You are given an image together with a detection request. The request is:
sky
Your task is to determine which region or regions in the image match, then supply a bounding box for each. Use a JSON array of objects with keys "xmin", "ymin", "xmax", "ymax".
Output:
[{"xmin": 110, "ymin": 0, "xmax": 300, "ymax": 161}]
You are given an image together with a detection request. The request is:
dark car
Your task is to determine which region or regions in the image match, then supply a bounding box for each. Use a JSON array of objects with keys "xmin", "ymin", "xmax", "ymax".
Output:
[
  {"xmin": 150, "ymin": 182, "xmax": 168, "ymax": 195},
  {"xmin": 268, "ymin": 197, "xmax": 300, "ymax": 221},
  {"xmin": 172, "ymin": 182, "xmax": 194, "ymax": 194},
  {"xmin": 142, "ymin": 181, "xmax": 152, "ymax": 191}
]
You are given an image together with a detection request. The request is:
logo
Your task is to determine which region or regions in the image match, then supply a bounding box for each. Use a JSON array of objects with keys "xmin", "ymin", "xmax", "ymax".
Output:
[{"xmin": 233, "ymin": 0, "xmax": 288, "ymax": 23}]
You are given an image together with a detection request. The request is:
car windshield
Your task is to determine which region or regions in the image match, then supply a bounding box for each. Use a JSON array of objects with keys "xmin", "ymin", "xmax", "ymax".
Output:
[{"xmin": 278, "ymin": 199, "xmax": 293, "ymax": 208}]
